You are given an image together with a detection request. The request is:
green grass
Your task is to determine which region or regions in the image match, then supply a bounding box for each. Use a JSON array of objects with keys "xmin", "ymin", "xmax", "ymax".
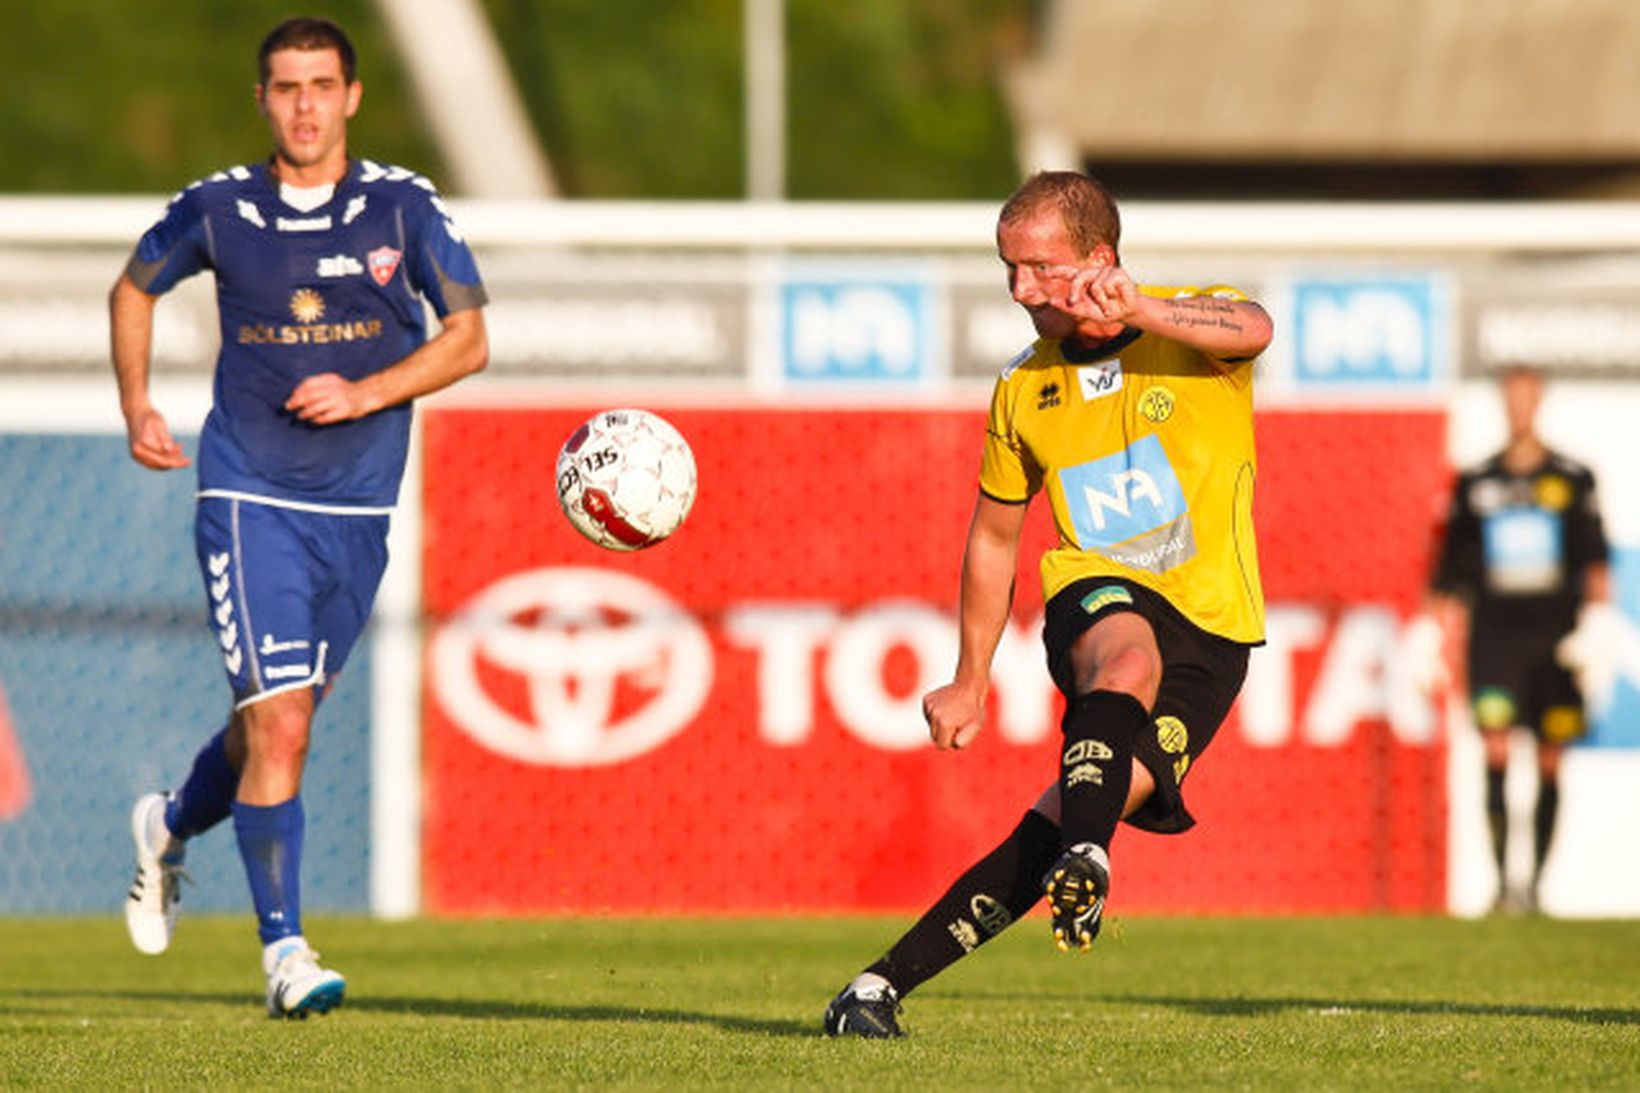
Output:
[{"xmin": 2, "ymin": 915, "xmax": 1637, "ymax": 1088}]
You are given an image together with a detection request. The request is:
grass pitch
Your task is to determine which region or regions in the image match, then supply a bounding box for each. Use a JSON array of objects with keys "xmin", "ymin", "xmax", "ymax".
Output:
[{"xmin": 2, "ymin": 913, "xmax": 1637, "ymax": 1089}]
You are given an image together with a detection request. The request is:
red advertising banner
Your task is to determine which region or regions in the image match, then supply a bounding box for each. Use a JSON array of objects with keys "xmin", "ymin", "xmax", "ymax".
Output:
[{"xmin": 421, "ymin": 404, "xmax": 1448, "ymax": 914}]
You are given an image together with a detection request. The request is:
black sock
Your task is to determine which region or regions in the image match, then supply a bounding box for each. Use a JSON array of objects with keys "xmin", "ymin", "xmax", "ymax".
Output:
[
  {"xmin": 1057, "ymin": 690, "xmax": 1146, "ymax": 852},
  {"xmin": 1533, "ymin": 777, "xmax": 1560, "ymax": 882},
  {"xmin": 866, "ymin": 810, "xmax": 1059, "ymax": 997},
  {"xmin": 1485, "ymin": 766, "xmax": 1508, "ymax": 879}
]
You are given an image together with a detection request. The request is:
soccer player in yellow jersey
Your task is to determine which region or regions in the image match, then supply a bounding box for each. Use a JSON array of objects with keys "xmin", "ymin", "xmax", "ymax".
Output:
[{"xmin": 825, "ymin": 171, "xmax": 1274, "ymax": 1037}]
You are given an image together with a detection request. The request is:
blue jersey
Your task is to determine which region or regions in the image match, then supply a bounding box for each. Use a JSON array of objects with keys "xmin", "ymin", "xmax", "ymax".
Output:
[{"xmin": 126, "ymin": 159, "xmax": 487, "ymax": 509}]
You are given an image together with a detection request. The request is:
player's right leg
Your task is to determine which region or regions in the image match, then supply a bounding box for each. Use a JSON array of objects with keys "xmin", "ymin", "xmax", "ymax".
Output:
[
  {"xmin": 1045, "ymin": 687, "xmax": 1147, "ymax": 952},
  {"xmin": 124, "ymin": 791, "xmax": 188, "ymax": 954},
  {"xmin": 124, "ymin": 692, "xmax": 243, "ymax": 953},
  {"xmin": 1478, "ymin": 716, "xmax": 1513, "ymax": 910},
  {"xmin": 1034, "ymin": 584, "xmax": 1165, "ymax": 950}
]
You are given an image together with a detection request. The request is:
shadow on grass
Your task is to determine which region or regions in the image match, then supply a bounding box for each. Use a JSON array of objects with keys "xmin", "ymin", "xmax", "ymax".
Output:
[
  {"xmin": 1, "ymin": 989, "xmax": 813, "ymax": 1036},
  {"xmin": 959, "ymin": 990, "xmax": 1640, "ymax": 1027}
]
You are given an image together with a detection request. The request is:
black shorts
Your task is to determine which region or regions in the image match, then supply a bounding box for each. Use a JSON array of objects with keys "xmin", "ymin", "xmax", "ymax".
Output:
[
  {"xmin": 1043, "ymin": 577, "xmax": 1251, "ymax": 835},
  {"xmin": 1468, "ymin": 627, "xmax": 1585, "ymax": 743}
]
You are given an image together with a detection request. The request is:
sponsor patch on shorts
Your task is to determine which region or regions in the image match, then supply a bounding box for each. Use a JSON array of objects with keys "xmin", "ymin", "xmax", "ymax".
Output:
[{"xmin": 1079, "ymin": 584, "xmax": 1134, "ymax": 616}]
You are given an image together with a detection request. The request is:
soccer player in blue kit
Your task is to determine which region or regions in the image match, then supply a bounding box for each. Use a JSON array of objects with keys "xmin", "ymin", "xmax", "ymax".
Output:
[{"xmin": 110, "ymin": 17, "xmax": 488, "ymax": 1017}]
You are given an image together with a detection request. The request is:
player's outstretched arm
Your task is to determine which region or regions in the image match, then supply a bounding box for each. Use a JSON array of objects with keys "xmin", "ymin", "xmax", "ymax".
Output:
[
  {"xmin": 924, "ymin": 492, "xmax": 1028, "ymax": 750},
  {"xmin": 1049, "ymin": 264, "xmax": 1273, "ymax": 365},
  {"xmin": 285, "ymin": 306, "xmax": 489, "ymax": 425},
  {"xmin": 1130, "ymin": 291, "xmax": 1273, "ymax": 364},
  {"xmin": 109, "ymin": 273, "xmax": 190, "ymax": 471}
]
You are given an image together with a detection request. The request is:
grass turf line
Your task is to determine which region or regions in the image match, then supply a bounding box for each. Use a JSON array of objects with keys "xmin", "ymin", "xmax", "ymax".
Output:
[{"xmin": 1, "ymin": 915, "xmax": 1637, "ymax": 1088}]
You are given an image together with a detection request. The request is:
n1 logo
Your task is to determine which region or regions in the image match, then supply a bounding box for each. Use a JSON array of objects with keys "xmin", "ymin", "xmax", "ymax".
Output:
[
  {"xmin": 781, "ymin": 275, "xmax": 938, "ymax": 384},
  {"xmin": 1058, "ymin": 436, "xmax": 1196, "ymax": 574},
  {"xmin": 1293, "ymin": 276, "xmax": 1443, "ymax": 387}
]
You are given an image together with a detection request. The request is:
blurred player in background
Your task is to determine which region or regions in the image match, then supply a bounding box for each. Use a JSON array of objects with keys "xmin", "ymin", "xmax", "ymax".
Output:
[
  {"xmin": 1413, "ymin": 363, "xmax": 1613, "ymax": 914},
  {"xmin": 109, "ymin": 16, "xmax": 487, "ymax": 1016},
  {"xmin": 824, "ymin": 170, "xmax": 1273, "ymax": 1037}
]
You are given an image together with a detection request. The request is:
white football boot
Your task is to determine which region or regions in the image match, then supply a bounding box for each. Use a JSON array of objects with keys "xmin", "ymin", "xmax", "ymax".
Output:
[
  {"xmin": 264, "ymin": 937, "xmax": 346, "ymax": 1018},
  {"xmin": 124, "ymin": 792, "xmax": 187, "ymax": 955}
]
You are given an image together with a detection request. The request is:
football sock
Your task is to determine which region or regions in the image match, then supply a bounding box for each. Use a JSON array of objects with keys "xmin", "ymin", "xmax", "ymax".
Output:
[
  {"xmin": 864, "ymin": 809, "xmax": 1059, "ymax": 997},
  {"xmin": 1057, "ymin": 690, "xmax": 1146, "ymax": 852},
  {"xmin": 233, "ymin": 797, "xmax": 304, "ymax": 945},
  {"xmin": 1484, "ymin": 766, "xmax": 1508, "ymax": 878},
  {"xmin": 166, "ymin": 725, "xmax": 238, "ymax": 842},
  {"xmin": 1532, "ymin": 776, "xmax": 1560, "ymax": 877}
]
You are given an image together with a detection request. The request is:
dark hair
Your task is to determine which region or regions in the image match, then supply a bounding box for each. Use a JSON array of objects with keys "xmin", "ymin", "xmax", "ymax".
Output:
[
  {"xmin": 1497, "ymin": 362, "xmax": 1545, "ymax": 381},
  {"xmin": 999, "ymin": 170, "xmax": 1121, "ymax": 260},
  {"xmin": 258, "ymin": 16, "xmax": 357, "ymax": 85}
]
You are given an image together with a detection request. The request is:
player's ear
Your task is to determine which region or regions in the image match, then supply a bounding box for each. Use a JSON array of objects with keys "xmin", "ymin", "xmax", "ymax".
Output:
[
  {"xmin": 344, "ymin": 80, "xmax": 362, "ymax": 119},
  {"xmin": 1086, "ymin": 242, "xmax": 1117, "ymax": 267},
  {"xmin": 254, "ymin": 83, "xmax": 268, "ymax": 116}
]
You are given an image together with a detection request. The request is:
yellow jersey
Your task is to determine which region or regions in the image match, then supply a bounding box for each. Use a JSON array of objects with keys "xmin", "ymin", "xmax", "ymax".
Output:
[{"xmin": 979, "ymin": 284, "xmax": 1264, "ymax": 644}]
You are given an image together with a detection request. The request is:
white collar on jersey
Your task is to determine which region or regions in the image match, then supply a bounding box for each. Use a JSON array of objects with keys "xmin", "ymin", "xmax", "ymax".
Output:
[{"xmin": 279, "ymin": 181, "xmax": 336, "ymax": 213}]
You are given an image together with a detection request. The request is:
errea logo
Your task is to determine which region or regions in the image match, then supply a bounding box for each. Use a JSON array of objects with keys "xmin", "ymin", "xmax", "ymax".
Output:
[{"xmin": 317, "ymin": 255, "xmax": 364, "ymax": 278}]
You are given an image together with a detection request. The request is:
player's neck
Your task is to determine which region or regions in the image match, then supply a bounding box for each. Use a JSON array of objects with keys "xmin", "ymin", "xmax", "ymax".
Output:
[
  {"xmin": 1502, "ymin": 434, "xmax": 1546, "ymax": 474},
  {"xmin": 269, "ymin": 152, "xmax": 350, "ymax": 190}
]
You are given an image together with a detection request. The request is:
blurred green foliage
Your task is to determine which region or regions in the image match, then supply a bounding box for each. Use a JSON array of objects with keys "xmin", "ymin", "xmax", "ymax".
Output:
[
  {"xmin": 0, "ymin": 1, "xmax": 442, "ymax": 193},
  {"xmin": 1, "ymin": 0, "xmax": 1026, "ymax": 198},
  {"xmin": 484, "ymin": 0, "xmax": 1028, "ymax": 198},
  {"xmin": 785, "ymin": 0, "xmax": 1026, "ymax": 199}
]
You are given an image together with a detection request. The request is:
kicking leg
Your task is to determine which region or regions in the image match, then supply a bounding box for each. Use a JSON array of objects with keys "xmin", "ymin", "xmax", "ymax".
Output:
[{"xmin": 1044, "ymin": 612, "xmax": 1159, "ymax": 952}]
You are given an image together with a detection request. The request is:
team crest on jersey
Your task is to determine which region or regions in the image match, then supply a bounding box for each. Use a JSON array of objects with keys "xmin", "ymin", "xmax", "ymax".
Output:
[
  {"xmin": 1533, "ymin": 474, "xmax": 1572, "ymax": 511},
  {"xmin": 1139, "ymin": 385, "xmax": 1176, "ymax": 423},
  {"xmin": 369, "ymin": 246, "xmax": 403, "ymax": 286}
]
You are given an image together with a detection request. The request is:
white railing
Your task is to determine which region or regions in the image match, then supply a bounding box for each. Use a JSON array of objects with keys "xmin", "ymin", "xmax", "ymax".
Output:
[{"xmin": 7, "ymin": 196, "xmax": 1640, "ymax": 252}]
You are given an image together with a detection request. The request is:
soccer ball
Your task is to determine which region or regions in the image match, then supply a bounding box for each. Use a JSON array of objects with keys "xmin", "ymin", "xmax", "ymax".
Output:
[{"xmin": 555, "ymin": 408, "xmax": 697, "ymax": 551}]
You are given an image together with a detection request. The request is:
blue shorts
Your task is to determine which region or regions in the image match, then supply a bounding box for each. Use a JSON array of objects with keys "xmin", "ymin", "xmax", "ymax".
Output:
[{"xmin": 194, "ymin": 495, "xmax": 389, "ymax": 710}]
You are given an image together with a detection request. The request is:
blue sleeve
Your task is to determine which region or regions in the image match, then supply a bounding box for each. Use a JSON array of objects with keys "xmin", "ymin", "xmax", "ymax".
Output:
[
  {"xmin": 402, "ymin": 184, "xmax": 487, "ymax": 316},
  {"xmin": 124, "ymin": 188, "xmax": 213, "ymax": 294}
]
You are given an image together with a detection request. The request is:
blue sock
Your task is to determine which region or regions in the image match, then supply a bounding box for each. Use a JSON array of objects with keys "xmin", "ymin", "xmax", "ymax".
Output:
[
  {"xmin": 232, "ymin": 797, "xmax": 304, "ymax": 945},
  {"xmin": 165, "ymin": 726, "xmax": 238, "ymax": 840}
]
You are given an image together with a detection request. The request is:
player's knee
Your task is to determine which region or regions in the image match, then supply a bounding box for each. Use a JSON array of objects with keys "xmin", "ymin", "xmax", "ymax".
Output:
[
  {"xmin": 242, "ymin": 703, "xmax": 312, "ymax": 767},
  {"xmin": 1084, "ymin": 644, "xmax": 1161, "ymax": 705}
]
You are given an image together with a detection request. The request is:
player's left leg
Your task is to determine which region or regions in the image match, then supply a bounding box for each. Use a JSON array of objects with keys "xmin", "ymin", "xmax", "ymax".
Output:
[
  {"xmin": 1529, "ymin": 743, "xmax": 1565, "ymax": 912},
  {"xmin": 822, "ymin": 808, "xmax": 1057, "ymax": 1038},
  {"xmin": 231, "ymin": 687, "xmax": 343, "ymax": 1017},
  {"xmin": 257, "ymin": 508, "xmax": 388, "ymax": 1018},
  {"xmin": 226, "ymin": 504, "xmax": 386, "ymax": 1017},
  {"xmin": 823, "ymin": 773, "xmax": 1162, "ymax": 1038},
  {"xmin": 1526, "ymin": 656, "xmax": 1587, "ymax": 913}
]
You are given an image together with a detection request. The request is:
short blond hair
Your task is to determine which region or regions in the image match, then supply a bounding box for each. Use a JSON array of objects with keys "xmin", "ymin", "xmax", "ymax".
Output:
[{"xmin": 999, "ymin": 171, "xmax": 1121, "ymax": 260}]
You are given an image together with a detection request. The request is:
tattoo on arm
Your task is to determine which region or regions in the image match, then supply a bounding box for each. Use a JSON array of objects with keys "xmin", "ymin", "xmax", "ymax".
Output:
[{"xmin": 1161, "ymin": 296, "xmax": 1245, "ymax": 334}]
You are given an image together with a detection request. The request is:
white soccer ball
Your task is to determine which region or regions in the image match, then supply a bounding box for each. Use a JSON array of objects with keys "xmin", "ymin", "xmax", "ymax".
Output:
[{"xmin": 555, "ymin": 408, "xmax": 697, "ymax": 551}]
